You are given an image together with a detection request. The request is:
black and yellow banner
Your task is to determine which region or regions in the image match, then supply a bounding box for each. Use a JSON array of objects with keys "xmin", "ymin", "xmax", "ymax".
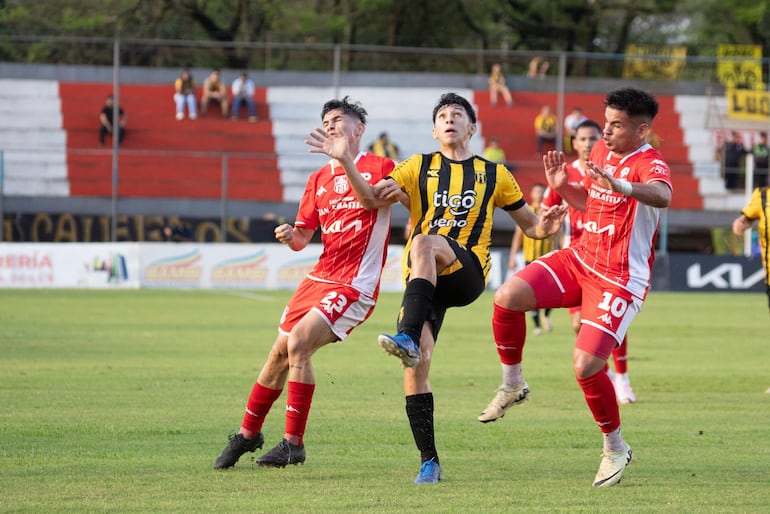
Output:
[
  {"xmin": 717, "ymin": 44, "xmax": 763, "ymax": 90},
  {"xmin": 726, "ymin": 88, "xmax": 770, "ymax": 121},
  {"xmin": 623, "ymin": 45, "xmax": 687, "ymax": 79}
]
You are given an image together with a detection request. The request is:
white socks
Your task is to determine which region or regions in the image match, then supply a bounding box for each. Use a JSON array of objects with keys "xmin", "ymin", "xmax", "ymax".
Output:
[
  {"xmin": 502, "ymin": 363, "xmax": 523, "ymax": 387},
  {"xmin": 604, "ymin": 427, "xmax": 625, "ymax": 453}
]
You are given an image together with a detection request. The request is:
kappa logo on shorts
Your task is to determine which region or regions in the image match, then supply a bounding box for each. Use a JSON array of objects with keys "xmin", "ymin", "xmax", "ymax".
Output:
[{"xmin": 597, "ymin": 313, "xmax": 613, "ymax": 326}]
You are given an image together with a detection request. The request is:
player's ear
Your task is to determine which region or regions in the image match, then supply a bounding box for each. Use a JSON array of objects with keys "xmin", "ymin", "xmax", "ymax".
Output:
[
  {"xmin": 469, "ymin": 122, "xmax": 477, "ymax": 137},
  {"xmin": 637, "ymin": 121, "xmax": 649, "ymax": 140},
  {"xmin": 432, "ymin": 126, "xmax": 439, "ymax": 141}
]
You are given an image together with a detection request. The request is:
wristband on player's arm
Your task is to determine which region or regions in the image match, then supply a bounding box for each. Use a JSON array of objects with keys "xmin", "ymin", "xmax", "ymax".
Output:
[{"xmin": 617, "ymin": 180, "xmax": 633, "ymax": 196}]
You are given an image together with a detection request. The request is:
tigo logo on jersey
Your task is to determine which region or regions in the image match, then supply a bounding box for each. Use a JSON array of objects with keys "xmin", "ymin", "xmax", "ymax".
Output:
[{"xmin": 433, "ymin": 189, "xmax": 477, "ymax": 216}]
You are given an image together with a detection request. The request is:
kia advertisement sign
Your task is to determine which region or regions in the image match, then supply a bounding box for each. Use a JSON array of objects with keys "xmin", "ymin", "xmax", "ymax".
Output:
[{"xmin": 669, "ymin": 254, "xmax": 766, "ymax": 292}]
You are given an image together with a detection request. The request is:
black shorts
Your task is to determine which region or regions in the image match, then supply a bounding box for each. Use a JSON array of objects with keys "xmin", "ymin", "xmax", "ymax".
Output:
[{"xmin": 399, "ymin": 236, "xmax": 486, "ymax": 341}]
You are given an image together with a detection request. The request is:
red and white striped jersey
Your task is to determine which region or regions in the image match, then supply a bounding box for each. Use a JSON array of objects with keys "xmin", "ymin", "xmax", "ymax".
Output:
[
  {"xmin": 570, "ymin": 139, "xmax": 673, "ymax": 299},
  {"xmin": 294, "ymin": 152, "xmax": 395, "ymax": 298}
]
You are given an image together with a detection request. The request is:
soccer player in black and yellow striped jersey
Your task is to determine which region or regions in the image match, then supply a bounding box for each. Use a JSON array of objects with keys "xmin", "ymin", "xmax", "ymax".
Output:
[
  {"xmin": 373, "ymin": 92, "xmax": 566, "ymax": 484},
  {"xmin": 733, "ymin": 186, "xmax": 770, "ymax": 315},
  {"xmin": 509, "ymin": 183, "xmax": 555, "ymax": 335}
]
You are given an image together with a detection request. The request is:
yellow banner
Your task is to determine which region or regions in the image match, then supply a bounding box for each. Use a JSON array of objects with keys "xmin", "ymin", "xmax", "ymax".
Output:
[
  {"xmin": 726, "ymin": 88, "xmax": 770, "ymax": 121},
  {"xmin": 717, "ymin": 44, "xmax": 763, "ymax": 90},
  {"xmin": 623, "ymin": 45, "xmax": 687, "ymax": 79}
]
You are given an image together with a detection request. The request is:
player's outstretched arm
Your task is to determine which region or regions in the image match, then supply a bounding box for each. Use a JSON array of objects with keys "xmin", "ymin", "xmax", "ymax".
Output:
[
  {"xmin": 586, "ymin": 161, "xmax": 671, "ymax": 208},
  {"xmin": 508, "ymin": 203, "xmax": 566, "ymax": 240},
  {"xmin": 374, "ymin": 178, "xmax": 409, "ymax": 209},
  {"xmin": 305, "ymin": 127, "xmax": 396, "ymax": 210}
]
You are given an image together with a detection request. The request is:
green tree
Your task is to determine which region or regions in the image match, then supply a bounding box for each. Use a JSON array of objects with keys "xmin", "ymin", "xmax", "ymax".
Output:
[{"xmin": 1, "ymin": 0, "xmax": 769, "ymax": 73}]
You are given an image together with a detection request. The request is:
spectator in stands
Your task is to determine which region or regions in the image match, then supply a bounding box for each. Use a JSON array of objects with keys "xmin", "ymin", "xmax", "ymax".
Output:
[
  {"xmin": 752, "ymin": 131, "xmax": 769, "ymax": 187},
  {"xmin": 174, "ymin": 68, "xmax": 197, "ymax": 120},
  {"xmin": 368, "ymin": 131, "xmax": 401, "ymax": 161},
  {"xmin": 483, "ymin": 137, "xmax": 506, "ymax": 163},
  {"xmin": 527, "ymin": 56, "xmax": 550, "ymax": 79},
  {"xmin": 718, "ymin": 131, "xmax": 747, "ymax": 191},
  {"xmin": 200, "ymin": 68, "xmax": 229, "ymax": 118},
  {"xmin": 488, "ymin": 63, "xmax": 513, "ymax": 108},
  {"xmin": 231, "ymin": 72, "xmax": 257, "ymax": 122},
  {"xmin": 534, "ymin": 105, "xmax": 557, "ymax": 156},
  {"xmin": 563, "ymin": 106, "xmax": 586, "ymax": 153},
  {"xmin": 98, "ymin": 94, "xmax": 127, "ymax": 147},
  {"xmin": 163, "ymin": 220, "xmax": 193, "ymax": 242}
]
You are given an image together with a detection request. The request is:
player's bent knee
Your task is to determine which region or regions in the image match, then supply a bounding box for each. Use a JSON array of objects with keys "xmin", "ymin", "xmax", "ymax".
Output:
[
  {"xmin": 494, "ymin": 277, "xmax": 536, "ymax": 311},
  {"xmin": 573, "ymin": 350, "xmax": 607, "ymax": 379}
]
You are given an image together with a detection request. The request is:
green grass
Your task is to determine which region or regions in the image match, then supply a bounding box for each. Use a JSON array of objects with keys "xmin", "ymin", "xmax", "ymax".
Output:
[{"xmin": 1, "ymin": 289, "xmax": 769, "ymax": 513}]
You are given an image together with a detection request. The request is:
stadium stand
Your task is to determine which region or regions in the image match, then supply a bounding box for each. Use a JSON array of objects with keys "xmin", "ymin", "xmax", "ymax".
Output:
[
  {"xmin": 0, "ymin": 79, "xmax": 739, "ymax": 213},
  {"xmin": 472, "ymin": 91, "xmax": 703, "ymax": 210},
  {"xmin": 59, "ymin": 82, "xmax": 281, "ymax": 201},
  {"xmin": 0, "ymin": 79, "xmax": 68, "ymax": 196}
]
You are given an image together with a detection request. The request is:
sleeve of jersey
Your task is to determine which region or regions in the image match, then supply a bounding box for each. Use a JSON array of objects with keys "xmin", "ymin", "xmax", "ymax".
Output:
[
  {"xmin": 376, "ymin": 156, "xmax": 396, "ymax": 182},
  {"xmin": 542, "ymin": 186, "xmax": 562, "ymax": 209},
  {"xmin": 496, "ymin": 164, "xmax": 526, "ymax": 211},
  {"xmin": 742, "ymin": 187, "xmax": 763, "ymax": 220},
  {"xmin": 640, "ymin": 150, "xmax": 673, "ymax": 191},
  {"xmin": 294, "ymin": 172, "xmax": 320, "ymax": 231},
  {"xmin": 388, "ymin": 154, "xmax": 421, "ymax": 198}
]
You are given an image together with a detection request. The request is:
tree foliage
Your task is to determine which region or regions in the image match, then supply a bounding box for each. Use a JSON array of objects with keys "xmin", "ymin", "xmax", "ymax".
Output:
[{"xmin": 0, "ymin": 0, "xmax": 768, "ymax": 70}]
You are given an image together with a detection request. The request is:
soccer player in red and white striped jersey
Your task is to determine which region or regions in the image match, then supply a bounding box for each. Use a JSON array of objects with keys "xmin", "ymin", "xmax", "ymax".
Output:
[
  {"xmin": 482, "ymin": 88, "xmax": 672, "ymax": 487},
  {"xmin": 213, "ymin": 97, "xmax": 404, "ymax": 470},
  {"xmin": 543, "ymin": 119, "xmax": 637, "ymax": 405}
]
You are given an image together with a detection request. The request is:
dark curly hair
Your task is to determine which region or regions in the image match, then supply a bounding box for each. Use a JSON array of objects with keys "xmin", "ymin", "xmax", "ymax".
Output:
[
  {"xmin": 321, "ymin": 96, "xmax": 368, "ymax": 124},
  {"xmin": 605, "ymin": 88, "xmax": 659, "ymax": 122},
  {"xmin": 432, "ymin": 92, "xmax": 476, "ymax": 124}
]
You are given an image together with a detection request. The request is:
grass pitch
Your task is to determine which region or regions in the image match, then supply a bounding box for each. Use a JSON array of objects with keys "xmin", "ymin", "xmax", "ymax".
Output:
[{"xmin": 1, "ymin": 289, "xmax": 768, "ymax": 513}]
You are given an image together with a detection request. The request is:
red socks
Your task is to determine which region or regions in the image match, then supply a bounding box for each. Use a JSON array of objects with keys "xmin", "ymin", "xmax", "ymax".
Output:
[
  {"xmin": 576, "ymin": 371, "xmax": 620, "ymax": 434},
  {"xmin": 492, "ymin": 303, "xmax": 526, "ymax": 365},
  {"xmin": 242, "ymin": 382, "xmax": 283, "ymax": 435},
  {"xmin": 241, "ymin": 381, "xmax": 317, "ymax": 445},
  {"xmin": 284, "ymin": 381, "xmax": 316, "ymax": 445}
]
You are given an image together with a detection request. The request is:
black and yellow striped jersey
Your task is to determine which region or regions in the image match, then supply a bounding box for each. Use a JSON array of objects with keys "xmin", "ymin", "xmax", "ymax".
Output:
[
  {"xmin": 390, "ymin": 152, "xmax": 526, "ymax": 283},
  {"xmin": 742, "ymin": 187, "xmax": 770, "ymax": 277},
  {"xmin": 521, "ymin": 205, "xmax": 555, "ymax": 263}
]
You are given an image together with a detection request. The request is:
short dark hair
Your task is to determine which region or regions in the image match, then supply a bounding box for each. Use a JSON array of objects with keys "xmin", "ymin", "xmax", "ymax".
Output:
[
  {"xmin": 321, "ymin": 96, "xmax": 367, "ymax": 124},
  {"xmin": 432, "ymin": 92, "xmax": 476, "ymax": 124},
  {"xmin": 605, "ymin": 88, "xmax": 659, "ymax": 122},
  {"xmin": 575, "ymin": 119, "xmax": 602, "ymax": 133}
]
